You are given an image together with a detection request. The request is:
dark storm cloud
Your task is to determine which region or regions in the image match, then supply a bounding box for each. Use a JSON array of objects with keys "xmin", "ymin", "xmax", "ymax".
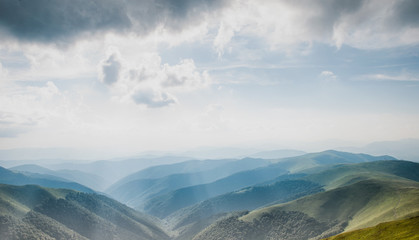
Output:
[
  {"xmin": 393, "ymin": 0, "xmax": 419, "ymax": 27},
  {"xmin": 302, "ymin": 0, "xmax": 364, "ymax": 36},
  {"xmin": 0, "ymin": 0, "xmax": 227, "ymax": 44},
  {"xmin": 0, "ymin": 0, "xmax": 131, "ymax": 43},
  {"xmin": 127, "ymin": 0, "xmax": 227, "ymax": 32}
]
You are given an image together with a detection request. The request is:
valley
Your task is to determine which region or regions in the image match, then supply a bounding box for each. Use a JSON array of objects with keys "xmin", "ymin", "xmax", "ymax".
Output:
[{"xmin": 0, "ymin": 150, "xmax": 418, "ymax": 239}]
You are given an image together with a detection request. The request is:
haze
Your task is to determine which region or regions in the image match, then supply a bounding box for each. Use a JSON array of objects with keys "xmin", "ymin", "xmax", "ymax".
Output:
[{"xmin": 0, "ymin": 0, "xmax": 419, "ymax": 159}]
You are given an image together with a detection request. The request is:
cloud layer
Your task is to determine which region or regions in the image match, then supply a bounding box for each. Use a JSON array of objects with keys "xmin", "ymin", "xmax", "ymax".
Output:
[
  {"xmin": 99, "ymin": 51, "xmax": 210, "ymax": 108},
  {"xmin": 0, "ymin": 0, "xmax": 227, "ymax": 44},
  {"xmin": 1, "ymin": 0, "xmax": 418, "ymax": 50}
]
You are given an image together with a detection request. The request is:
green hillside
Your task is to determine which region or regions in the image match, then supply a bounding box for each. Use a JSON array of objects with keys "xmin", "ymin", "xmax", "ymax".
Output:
[
  {"xmin": 167, "ymin": 179, "xmax": 323, "ymax": 240},
  {"xmin": 0, "ymin": 166, "xmax": 95, "ymax": 193},
  {"xmin": 143, "ymin": 165, "xmax": 288, "ymax": 218},
  {"xmin": 194, "ymin": 177, "xmax": 419, "ymax": 240},
  {"xmin": 305, "ymin": 160, "xmax": 419, "ymax": 190},
  {"xmin": 10, "ymin": 164, "xmax": 106, "ymax": 191},
  {"xmin": 143, "ymin": 151, "xmax": 396, "ymax": 219},
  {"xmin": 272, "ymin": 150, "xmax": 396, "ymax": 173},
  {"xmin": 243, "ymin": 178, "xmax": 419, "ymax": 230},
  {"xmin": 109, "ymin": 158, "xmax": 235, "ymax": 188},
  {"xmin": 323, "ymin": 216, "xmax": 419, "ymax": 240},
  {"xmin": 106, "ymin": 158, "xmax": 271, "ymax": 207},
  {"xmin": 0, "ymin": 184, "xmax": 169, "ymax": 240}
]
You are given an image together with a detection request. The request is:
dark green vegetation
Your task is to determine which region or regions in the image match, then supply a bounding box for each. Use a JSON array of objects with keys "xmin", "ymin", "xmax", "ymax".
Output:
[
  {"xmin": 191, "ymin": 160, "xmax": 419, "ymax": 240},
  {"xmin": 323, "ymin": 216, "xmax": 419, "ymax": 240},
  {"xmin": 167, "ymin": 178, "xmax": 323, "ymax": 240},
  {"xmin": 0, "ymin": 184, "xmax": 169, "ymax": 240},
  {"xmin": 194, "ymin": 210, "xmax": 344, "ymax": 240},
  {"xmin": 0, "ymin": 166, "xmax": 95, "ymax": 193}
]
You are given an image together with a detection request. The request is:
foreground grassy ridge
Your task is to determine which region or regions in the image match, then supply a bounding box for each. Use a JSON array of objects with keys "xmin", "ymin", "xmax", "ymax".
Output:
[
  {"xmin": 0, "ymin": 184, "xmax": 70, "ymax": 216},
  {"xmin": 241, "ymin": 178, "xmax": 419, "ymax": 231},
  {"xmin": 323, "ymin": 216, "xmax": 419, "ymax": 240},
  {"xmin": 194, "ymin": 178, "xmax": 419, "ymax": 240},
  {"xmin": 0, "ymin": 184, "xmax": 170, "ymax": 240}
]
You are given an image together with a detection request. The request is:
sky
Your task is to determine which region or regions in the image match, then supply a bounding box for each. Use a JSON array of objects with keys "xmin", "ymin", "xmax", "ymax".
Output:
[{"xmin": 0, "ymin": 0, "xmax": 419, "ymax": 157}]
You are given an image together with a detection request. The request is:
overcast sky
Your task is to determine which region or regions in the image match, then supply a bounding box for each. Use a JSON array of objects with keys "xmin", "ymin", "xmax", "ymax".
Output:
[{"xmin": 0, "ymin": 0, "xmax": 418, "ymax": 155}]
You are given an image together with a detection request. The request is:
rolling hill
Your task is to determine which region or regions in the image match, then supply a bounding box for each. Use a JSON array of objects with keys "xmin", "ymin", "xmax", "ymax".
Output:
[
  {"xmin": 143, "ymin": 164, "xmax": 288, "ymax": 218},
  {"xmin": 322, "ymin": 215, "xmax": 419, "ymax": 240},
  {"xmin": 0, "ymin": 166, "xmax": 95, "ymax": 193},
  {"xmin": 271, "ymin": 150, "xmax": 396, "ymax": 173},
  {"xmin": 166, "ymin": 177, "xmax": 322, "ymax": 240},
  {"xmin": 194, "ymin": 178, "xmax": 419, "ymax": 240},
  {"xmin": 9, "ymin": 164, "xmax": 106, "ymax": 191},
  {"xmin": 304, "ymin": 160, "xmax": 419, "ymax": 190},
  {"xmin": 192, "ymin": 160, "xmax": 419, "ymax": 240},
  {"xmin": 247, "ymin": 149, "xmax": 306, "ymax": 159},
  {"xmin": 0, "ymin": 184, "xmax": 170, "ymax": 240},
  {"xmin": 164, "ymin": 160, "xmax": 416, "ymax": 240},
  {"xmin": 142, "ymin": 150, "xmax": 394, "ymax": 219},
  {"xmin": 45, "ymin": 155, "xmax": 193, "ymax": 188},
  {"xmin": 106, "ymin": 158, "xmax": 271, "ymax": 207}
]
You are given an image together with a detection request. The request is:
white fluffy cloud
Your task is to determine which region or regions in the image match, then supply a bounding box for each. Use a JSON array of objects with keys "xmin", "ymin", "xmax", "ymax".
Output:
[
  {"xmin": 320, "ymin": 71, "xmax": 337, "ymax": 82},
  {"xmin": 99, "ymin": 50, "xmax": 210, "ymax": 108}
]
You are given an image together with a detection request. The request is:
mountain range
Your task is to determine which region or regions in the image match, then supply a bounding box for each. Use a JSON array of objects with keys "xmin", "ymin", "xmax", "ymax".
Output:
[{"xmin": 0, "ymin": 150, "xmax": 418, "ymax": 239}]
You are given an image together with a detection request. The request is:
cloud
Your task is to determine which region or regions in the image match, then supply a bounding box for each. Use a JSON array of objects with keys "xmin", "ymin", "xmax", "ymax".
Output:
[
  {"xmin": 99, "ymin": 50, "xmax": 210, "ymax": 108},
  {"xmin": 0, "ymin": 81, "xmax": 62, "ymax": 138},
  {"xmin": 1, "ymin": 0, "xmax": 418, "ymax": 51},
  {"xmin": 0, "ymin": 0, "xmax": 228, "ymax": 44},
  {"xmin": 131, "ymin": 87, "xmax": 176, "ymax": 108},
  {"xmin": 320, "ymin": 70, "xmax": 337, "ymax": 81},
  {"xmin": 365, "ymin": 73, "xmax": 419, "ymax": 82},
  {"xmin": 0, "ymin": 111, "xmax": 37, "ymax": 138},
  {"xmin": 162, "ymin": 59, "xmax": 210, "ymax": 89},
  {"xmin": 100, "ymin": 53, "xmax": 122, "ymax": 85},
  {"xmin": 393, "ymin": 0, "xmax": 419, "ymax": 28},
  {"xmin": 0, "ymin": 62, "xmax": 8, "ymax": 77},
  {"xmin": 0, "ymin": 0, "xmax": 131, "ymax": 44},
  {"xmin": 214, "ymin": 0, "xmax": 419, "ymax": 54}
]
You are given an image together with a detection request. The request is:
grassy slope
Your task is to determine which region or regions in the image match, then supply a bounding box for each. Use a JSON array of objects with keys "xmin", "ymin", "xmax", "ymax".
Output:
[
  {"xmin": 323, "ymin": 216, "xmax": 419, "ymax": 240},
  {"xmin": 194, "ymin": 177, "xmax": 418, "ymax": 240},
  {"xmin": 0, "ymin": 184, "xmax": 70, "ymax": 216},
  {"xmin": 167, "ymin": 179, "xmax": 323, "ymax": 240},
  {"xmin": 173, "ymin": 160, "xmax": 417, "ymax": 239},
  {"xmin": 241, "ymin": 178, "xmax": 419, "ymax": 232},
  {"xmin": 0, "ymin": 184, "xmax": 170, "ymax": 240}
]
